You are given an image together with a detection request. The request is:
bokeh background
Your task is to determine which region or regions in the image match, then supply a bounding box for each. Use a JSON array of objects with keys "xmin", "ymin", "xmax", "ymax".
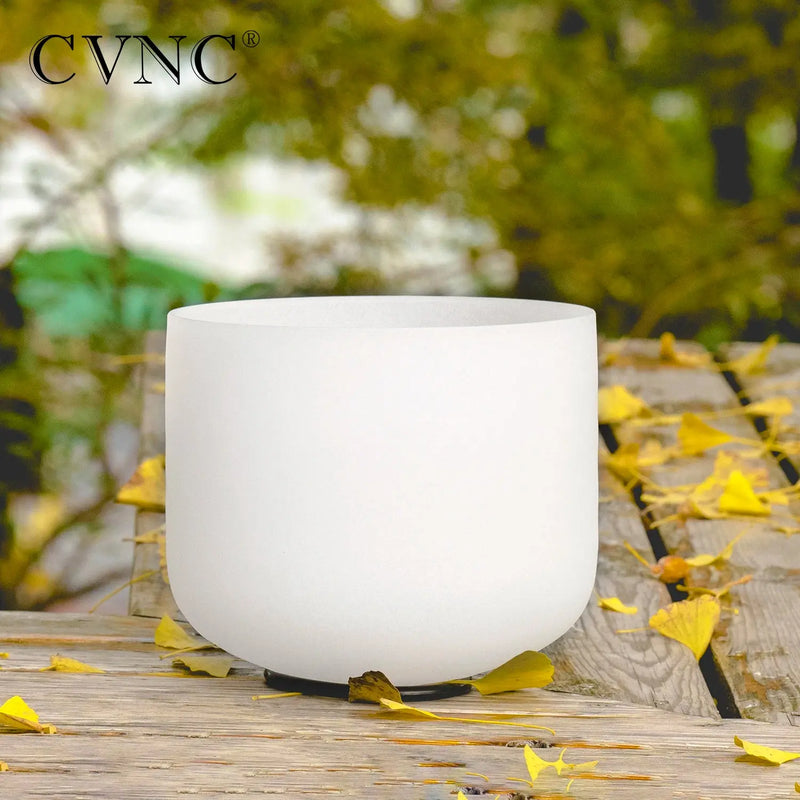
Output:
[{"xmin": 1, "ymin": 0, "xmax": 799, "ymax": 611}]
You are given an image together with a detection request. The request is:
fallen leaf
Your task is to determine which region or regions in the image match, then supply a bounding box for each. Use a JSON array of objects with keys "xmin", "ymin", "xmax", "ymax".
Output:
[
  {"xmin": 725, "ymin": 335, "xmax": 779, "ymax": 375},
  {"xmin": 516, "ymin": 745, "xmax": 598, "ymax": 787},
  {"xmin": 678, "ymin": 575, "xmax": 752, "ymax": 599},
  {"xmin": 378, "ymin": 698, "xmax": 555, "ymax": 733},
  {"xmin": 598, "ymin": 386, "xmax": 651, "ymax": 424},
  {"xmin": 718, "ymin": 470, "xmax": 770, "ymax": 516},
  {"xmin": 685, "ymin": 533, "xmax": 745, "ymax": 568},
  {"xmin": 0, "ymin": 654, "xmax": 7, "ymax": 659},
  {"xmin": 745, "ymin": 397, "xmax": 793, "ymax": 418},
  {"xmin": 678, "ymin": 413, "xmax": 734, "ymax": 456},
  {"xmin": 172, "ymin": 654, "xmax": 234, "ymax": 678},
  {"xmin": 659, "ymin": 333, "xmax": 711, "ymax": 367},
  {"xmin": 598, "ymin": 597, "xmax": 638, "ymax": 614},
  {"xmin": 133, "ymin": 525, "xmax": 168, "ymax": 583},
  {"xmin": 0, "ymin": 696, "xmax": 57, "ymax": 734},
  {"xmin": 252, "ymin": 693, "xmax": 302, "ymax": 700},
  {"xmin": 41, "ymin": 655, "xmax": 104, "ymax": 674},
  {"xmin": 649, "ymin": 595, "xmax": 721, "ymax": 660},
  {"xmin": 733, "ymin": 736, "xmax": 800, "ymax": 766},
  {"xmin": 448, "ymin": 651, "xmax": 553, "ymax": 695},
  {"xmin": 116, "ymin": 454, "xmax": 166, "ymax": 512},
  {"xmin": 0, "ymin": 761, "xmax": 7, "ymax": 771},
  {"xmin": 348, "ymin": 670, "xmax": 402, "ymax": 703},
  {"xmin": 154, "ymin": 615, "xmax": 207, "ymax": 653}
]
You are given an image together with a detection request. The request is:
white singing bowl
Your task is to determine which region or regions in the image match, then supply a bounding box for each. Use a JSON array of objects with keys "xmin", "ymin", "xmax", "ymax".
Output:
[{"xmin": 166, "ymin": 296, "xmax": 597, "ymax": 686}]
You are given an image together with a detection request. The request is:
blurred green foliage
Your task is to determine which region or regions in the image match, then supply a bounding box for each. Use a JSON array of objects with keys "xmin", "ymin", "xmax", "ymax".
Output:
[{"xmin": 3, "ymin": 0, "xmax": 800, "ymax": 341}]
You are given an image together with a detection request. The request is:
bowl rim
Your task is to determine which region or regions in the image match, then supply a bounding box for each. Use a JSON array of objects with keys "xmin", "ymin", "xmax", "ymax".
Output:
[{"xmin": 168, "ymin": 295, "xmax": 595, "ymax": 331}]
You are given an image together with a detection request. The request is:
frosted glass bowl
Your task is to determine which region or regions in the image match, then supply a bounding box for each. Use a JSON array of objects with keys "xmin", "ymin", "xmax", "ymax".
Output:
[{"xmin": 166, "ymin": 296, "xmax": 597, "ymax": 685}]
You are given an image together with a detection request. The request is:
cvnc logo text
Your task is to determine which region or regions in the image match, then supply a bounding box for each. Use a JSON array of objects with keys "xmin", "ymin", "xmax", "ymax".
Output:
[{"xmin": 29, "ymin": 33, "xmax": 257, "ymax": 85}]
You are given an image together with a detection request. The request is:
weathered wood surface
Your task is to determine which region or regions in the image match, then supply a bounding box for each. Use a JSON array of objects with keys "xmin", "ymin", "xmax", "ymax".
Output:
[
  {"xmin": 544, "ymin": 462, "xmax": 717, "ymax": 718},
  {"xmin": 133, "ymin": 333, "xmax": 717, "ymax": 719},
  {"xmin": 605, "ymin": 339, "xmax": 800, "ymax": 723},
  {"xmin": 0, "ymin": 612, "xmax": 797, "ymax": 800},
  {"xmin": 128, "ymin": 330, "xmax": 177, "ymax": 619}
]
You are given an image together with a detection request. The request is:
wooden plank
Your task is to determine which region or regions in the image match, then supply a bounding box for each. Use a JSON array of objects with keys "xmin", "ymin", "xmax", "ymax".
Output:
[
  {"xmin": 0, "ymin": 611, "xmax": 794, "ymax": 799},
  {"xmin": 707, "ymin": 341, "xmax": 800, "ymax": 722},
  {"xmin": 606, "ymin": 338, "xmax": 800, "ymax": 723},
  {"xmin": 128, "ymin": 330, "xmax": 178, "ymax": 619},
  {"xmin": 544, "ymin": 458, "xmax": 718, "ymax": 717}
]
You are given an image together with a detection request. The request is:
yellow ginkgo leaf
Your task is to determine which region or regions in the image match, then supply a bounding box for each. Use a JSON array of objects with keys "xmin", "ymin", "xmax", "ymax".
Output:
[
  {"xmin": 116, "ymin": 454, "xmax": 166, "ymax": 512},
  {"xmin": 154, "ymin": 615, "xmax": 206, "ymax": 652},
  {"xmin": 378, "ymin": 698, "xmax": 555, "ymax": 733},
  {"xmin": 598, "ymin": 596, "xmax": 638, "ymax": 614},
  {"xmin": 745, "ymin": 397, "xmax": 793, "ymax": 418},
  {"xmin": 0, "ymin": 696, "xmax": 57, "ymax": 734},
  {"xmin": 378, "ymin": 698, "xmax": 439, "ymax": 719},
  {"xmin": 649, "ymin": 595, "xmax": 721, "ymax": 660},
  {"xmin": 41, "ymin": 655, "xmax": 104, "ymax": 674},
  {"xmin": 523, "ymin": 745, "xmax": 552, "ymax": 784},
  {"xmin": 172, "ymin": 654, "xmax": 234, "ymax": 678},
  {"xmin": 733, "ymin": 736, "xmax": 800, "ymax": 766},
  {"xmin": 457, "ymin": 793, "xmax": 468, "ymax": 800},
  {"xmin": 718, "ymin": 470, "xmax": 770, "ymax": 516},
  {"xmin": 520, "ymin": 745, "xmax": 598, "ymax": 785},
  {"xmin": 678, "ymin": 413, "xmax": 734, "ymax": 456},
  {"xmin": 685, "ymin": 532, "xmax": 745, "ymax": 568},
  {"xmin": 678, "ymin": 575, "xmax": 752, "ymax": 599},
  {"xmin": 0, "ymin": 653, "xmax": 8, "ymax": 659},
  {"xmin": 598, "ymin": 386, "xmax": 651, "ymax": 424},
  {"xmin": 449, "ymin": 651, "xmax": 553, "ymax": 695},
  {"xmin": 348, "ymin": 670, "xmax": 402, "ymax": 703},
  {"xmin": 659, "ymin": 333, "xmax": 710, "ymax": 367},
  {"xmin": 795, "ymin": 781, "xmax": 799, "ymax": 793},
  {"xmin": 0, "ymin": 761, "xmax": 7, "ymax": 771},
  {"xmin": 726, "ymin": 335, "xmax": 779, "ymax": 375}
]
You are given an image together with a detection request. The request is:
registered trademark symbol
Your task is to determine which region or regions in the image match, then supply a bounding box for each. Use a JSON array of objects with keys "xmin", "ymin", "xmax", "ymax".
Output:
[{"xmin": 242, "ymin": 30, "xmax": 260, "ymax": 47}]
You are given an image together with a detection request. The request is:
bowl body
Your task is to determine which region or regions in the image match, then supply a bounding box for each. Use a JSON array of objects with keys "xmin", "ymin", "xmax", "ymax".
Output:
[{"xmin": 166, "ymin": 296, "xmax": 597, "ymax": 685}]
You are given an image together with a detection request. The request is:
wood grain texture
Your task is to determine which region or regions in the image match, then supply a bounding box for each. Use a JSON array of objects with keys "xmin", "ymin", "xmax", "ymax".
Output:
[
  {"xmin": 0, "ymin": 612, "xmax": 793, "ymax": 799},
  {"xmin": 128, "ymin": 330, "xmax": 178, "ymax": 619},
  {"xmin": 606, "ymin": 338, "xmax": 800, "ymax": 723},
  {"xmin": 544, "ymin": 462, "xmax": 718, "ymax": 718}
]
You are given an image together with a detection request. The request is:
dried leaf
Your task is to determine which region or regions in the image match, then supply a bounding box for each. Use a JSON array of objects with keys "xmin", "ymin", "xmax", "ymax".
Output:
[
  {"xmin": 154, "ymin": 615, "xmax": 207, "ymax": 652},
  {"xmin": 659, "ymin": 333, "xmax": 710, "ymax": 367},
  {"xmin": 684, "ymin": 533, "xmax": 745, "ymax": 568},
  {"xmin": 745, "ymin": 397, "xmax": 793, "ymax": 418},
  {"xmin": 598, "ymin": 597, "xmax": 638, "ymax": 614},
  {"xmin": 172, "ymin": 654, "xmax": 234, "ymax": 678},
  {"xmin": 598, "ymin": 386, "xmax": 651, "ymax": 424},
  {"xmin": 116, "ymin": 454, "xmax": 166, "ymax": 512},
  {"xmin": 678, "ymin": 413, "xmax": 734, "ymax": 456},
  {"xmin": 0, "ymin": 696, "xmax": 57, "ymax": 734},
  {"xmin": 133, "ymin": 525, "xmax": 168, "ymax": 583},
  {"xmin": 649, "ymin": 595, "xmax": 721, "ymax": 660},
  {"xmin": 733, "ymin": 736, "xmax": 800, "ymax": 766},
  {"xmin": 348, "ymin": 670, "xmax": 402, "ymax": 703},
  {"xmin": 41, "ymin": 655, "xmax": 104, "ymax": 674},
  {"xmin": 678, "ymin": 575, "xmax": 752, "ymax": 599},
  {"xmin": 726, "ymin": 335, "xmax": 779, "ymax": 375},
  {"xmin": 519, "ymin": 745, "xmax": 598, "ymax": 786},
  {"xmin": 718, "ymin": 470, "xmax": 770, "ymax": 517},
  {"xmin": 378, "ymin": 698, "xmax": 555, "ymax": 734},
  {"xmin": 653, "ymin": 555, "xmax": 692, "ymax": 583},
  {"xmin": 449, "ymin": 651, "xmax": 553, "ymax": 695}
]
